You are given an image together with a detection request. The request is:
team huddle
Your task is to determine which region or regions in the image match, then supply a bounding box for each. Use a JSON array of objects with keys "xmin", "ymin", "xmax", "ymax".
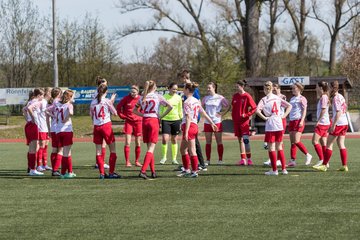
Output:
[{"xmin": 22, "ymin": 70, "xmax": 349, "ymax": 179}]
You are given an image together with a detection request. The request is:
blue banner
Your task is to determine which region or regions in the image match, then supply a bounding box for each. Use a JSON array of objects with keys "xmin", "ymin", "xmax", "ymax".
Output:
[{"xmin": 70, "ymin": 86, "xmax": 131, "ymax": 104}]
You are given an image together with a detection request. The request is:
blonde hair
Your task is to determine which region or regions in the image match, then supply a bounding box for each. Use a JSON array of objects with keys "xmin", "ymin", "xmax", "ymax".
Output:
[
  {"xmin": 61, "ymin": 90, "xmax": 74, "ymax": 104},
  {"xmin": 293, "ymin": 82, "xmax": 304, "ymax": 93},
  {"xmin": 142, "ymin": 80, "xmax": 156, "ymax": 103},
  {"xmin": 264, "ymin": 81, "xmax": 273, "ymax": 92}
]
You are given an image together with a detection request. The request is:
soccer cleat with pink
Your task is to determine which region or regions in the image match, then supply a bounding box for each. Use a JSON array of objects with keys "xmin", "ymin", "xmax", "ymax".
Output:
[
  {"xmin": 135, "ymin": 162, "xmax": 142, "ymax": 167},
  {"xmin": 247, "ymin": 159, "xmax": 253, "ymax": 166},
  {"xmin": 287, "ymin": 160, "xmax": 296, "ymax": 167},
  {"xmin": 125, "ymin": 162, "xmax": 132, "ymax": 167},
  {"xmin": 237, "ymin": 159, "xmax": 246, "ymax": 166},
  {"xmin": 281, "ymin": 169, "xmax": 288, "ymax": 175},
  {"xmin": 265, "ymin": 170, "xmax": 278, "ymax": 176}
]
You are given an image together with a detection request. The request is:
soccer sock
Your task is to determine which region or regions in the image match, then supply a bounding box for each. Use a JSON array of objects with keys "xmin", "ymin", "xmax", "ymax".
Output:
[
  {"xmin": 124, "ymin": 145, "xmax": 130, "ymax": 163},
  {"xmin": 205, "ymin": 144, "xmax": 211, "ymax": 161},
  {"xmin": 135, "ymin": 146, "xmax": 141, "ymax": 163},
  {"xmin": 291, "ymin": 143, "xmax": 297, "ymax": 160},
  {"xmin": 28, "ymin": 153, "xmax": 36, "ymax": 170},
  {"xmin": 340, "ymin": 148, "xmax": 347, "ymax": 166},
  {"xmin": 295, "ymin": 142, "xmax": 308, "ymax": 155},
  {"xmin": 161, "ymin": 143, "xmax": 167, "ymax": 160},
  {"xmin": 246, "ymin": 152, "xmax": 251, "ymax": 160},
  {"xmin": 314, "ymin": 144, "xmax": 324, "ymax": 161},
  {"xmin": 141, "ymin": 152, "xmax": 153, "ymax": 173},
  {"xmin": 55, "ymin": 154, "xmax": 62, "ymax": 171},
  {"xmin": 68, "ymin": 156, "xmax": 73, "ymax": 173},
  {"xmin": 96, "ymin": 155, "xmax": 105, "ymax": 175},
  {"xmin": 323, "ymin": 149, "xmax": 333, "ymax": 165},
  {"xmin": 182, "ymin": 154, "xmax": 190, "ymax": 170},
  {"xmin": 217, "ymin": 144, "xmax": 224, "ymax": 161},
  {"xmin": 42, "ymin": 145, "xmax": 48, "ymax": 166},
  {"xmin": 322, "ymin": 145, "xmax": 327, "ymax": 155},
  {"xmin": 36, "ymin": 149, "xmax": 43, "ymax": 167},
  {"xmin": 61, "ymin": 156, "xmax": 69, "ymax": 175},
  {"xmin": 171, "ymin": 143, "xmax": 178, "ymax": 161},
  {"xmin": 102, "ymin": 147, "xmax": 106, "ymax": 162},
  {"xmin": 269, "ymin": 151, "xmax": 277, "ymax": 171},
  {"xmin": 50, "ymin": 153, "xmax": 57, "ymax": 169},
  {"xmin": 109, "ymin": 152, "xmax": 117, "ymax": 174},
  {"xmin": 150, "ymin": 154, "xmax": 155, "ymax": 173},
  {"xmin": 190, "ymin": 155, "xmax": 199, "ymax": 172},
  {"xmin": 241, "ymin": 153, "xmax": 246, "ymax": 160},
  {"xmin": 278, "ymin": 150, "xmax": 286, "ymax": 170}
]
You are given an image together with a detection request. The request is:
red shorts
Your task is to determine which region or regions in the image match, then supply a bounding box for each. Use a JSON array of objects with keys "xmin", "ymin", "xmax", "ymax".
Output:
[
  {"xmin": 57, "ymin": 132, "xmax": 73, "ymax": 147},
  {"xmin": 25, "ymin": 122, "xmax": 39, "ymax": 145},
  {"xmin": 93, "ymin": 122, "xmax": 115, "ymax": 145},
  {"xmin": 288, "ymin": 120, "xmax": 305, "ymax": 133},
  {"xmin": 204, "ymin": 123, "xmax": 222, "ymax": 133},
  {"xmin": 142, "ymin": 117, "xmax": 160, "ymax": 143},
  {"xmin": 181, "ymin": 123, "xmax": 198, "ymax": 140},
  {"xmin": 265, "ymin": 131, "xmax": 283, "ymax": 143},
  {"xmin": 282, "ymin": 118, "xmax": 287, "ymax": 134},
  {"xmin": 123, "ymin": 120, "xmax": 142, "ymax": 137},
  {"xmin": 330, "ymin": 125, "xmax": 348, "ymax": 136},
  {"xmin": 51, "ymin": 132, "xmax": 58, "ymax": 148},
  {"xmin": 314, "ymin": 124, "xmax": 330, "ymax": 137},
  {"xmin": 39, "ymin": 132, "xmax": 49, "ymax": 141},
  {"xmin": 233, "ymin": 121, "xmax": 250, "ymax": 137}
]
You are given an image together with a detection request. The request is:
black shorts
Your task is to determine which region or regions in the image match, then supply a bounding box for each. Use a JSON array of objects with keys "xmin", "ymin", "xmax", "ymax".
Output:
[{"xmin": 161, "ymin": 120, "xmax": 181, "ymax": 136}]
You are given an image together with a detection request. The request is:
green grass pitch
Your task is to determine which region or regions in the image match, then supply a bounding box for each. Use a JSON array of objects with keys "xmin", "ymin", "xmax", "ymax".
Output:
[{"xmin": 0, "ymin": 139, "xmax": 360, "ymax": 239}]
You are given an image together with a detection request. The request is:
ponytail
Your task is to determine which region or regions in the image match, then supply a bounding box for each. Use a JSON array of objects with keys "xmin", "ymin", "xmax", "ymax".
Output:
[
  {"xmin": 97, "ymin": 83, "xmax": 108, "ymax": 104},
  {"xmin": 142, "ymin": 80, "xmax": 156, "ymax": 103},
  {"xmin": 184, "ymin": 82, "xmax": 199, "ymax": 93},
  {"xmin": 49, "ymin": 87, "xmax": 62, "ymax": 104},
  {"xmin": 209, "ymin": 82, "xmax": 218, "ymax": 94},
  {"xmin": 330, "ymin": 80, "xmax": 339, "ymax": 102},
  {"xmin": 61, "ymin": 90, "xmax": 74, "ymax": 104}
]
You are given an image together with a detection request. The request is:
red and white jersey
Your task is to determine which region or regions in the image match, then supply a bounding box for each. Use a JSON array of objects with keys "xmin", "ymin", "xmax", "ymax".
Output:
[
  {"xmin": 182, "ymin": 96, "xmax": 203, "ymax": 125},
  {"xmin": 37, "ymin": 99, "xmax": 49, "ymax": 133},
  {"xmin": 276, "ymin": 93, "xmax": 287, "ymax": 116},
  {"xmin": 332, "ymin": 93, "xmax": 348, "ymax": 126},
  {"xmin": 316, "ymin": 94, "xmax": 330, "ymax": 125},
  {"xmin": 47, "ymin": 99, "xmax": 60, "ymax": 133},
  {"xmin": 202, "ymin": 94, "xmax": 229, "ymax": 124},
  {"xmin": 24, "ymin": 99, "xmax": 42, "ymax": 124},
  {"xmin": 55, "ymin": 102, "xmax": 73, "ymax": 133},
  {"xmin": 289, "ymin": 95, "xmax": 307, "ymax": 121},
  {"xmin": 139, "ymin": 92, "xmax": 168, "ymax": 118},
  {"xmin": 257, "ymin": 93, "xmax": 289, "ymax": 132},
  {"xmin": 90, "ymin": 97, "xmax": 117, "ymax": 126}
]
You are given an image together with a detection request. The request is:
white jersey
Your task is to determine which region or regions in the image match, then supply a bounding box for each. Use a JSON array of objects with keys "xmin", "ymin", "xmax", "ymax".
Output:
[
  {"xmin": 47, "ymin": 99, "xmax": 60, "ymax": 133},
  {"xmin": 55, "ymin": 102, "xmax": 73, "ymax": 133},
  {"xmin": 139, "ymin": 92, "xmax": 168, "ymax": 118},
  {"xmin": 202, "ymin": 94, "xmax": 229, "ymax": 124},
  {"xmin": 90, "ymin": 97, "xmax": 117, "ymax": 126},
  {"xmin": 24, "ymin": 99, "xmax": 41, "ymax": 124},
  {"xmin": 332, "ymin": 93, "xmax": 348, "ymax": 126},
  {"xmin": 182, "ymin": 96, "xmax": 203, "ymax": 125},
  {"xmin": 37, "ymin": 99, "xmax": 49, "ymax": 133},
  {"xmin": 316, "ymin": 95, "xmax": 330, "ymax": 125},
  {"xmin": 277, "ymin": 94, "xmax": 286, "ymax": 116},
  {"xmin": 289, "ymin": 95, "xmax": 307, "ymax": 121},
  {"xmin": 257, "ymin": 93, "xmax": 289, "ymax": 132}
]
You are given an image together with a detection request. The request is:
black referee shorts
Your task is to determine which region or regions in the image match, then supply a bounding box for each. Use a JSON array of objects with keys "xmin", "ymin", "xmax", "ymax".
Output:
[{"xmin": 161, "ymin": 120, "xmax": 181, "ymax": 136}]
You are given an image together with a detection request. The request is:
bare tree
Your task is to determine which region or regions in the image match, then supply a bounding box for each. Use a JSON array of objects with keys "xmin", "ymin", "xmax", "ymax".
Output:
[{"xmin": 310, "ymin": 0, "xmax": 360, "ymax": 74}]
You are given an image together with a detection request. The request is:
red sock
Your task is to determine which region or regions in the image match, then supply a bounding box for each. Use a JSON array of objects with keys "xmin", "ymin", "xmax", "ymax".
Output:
[
  {"xmin": 68, "ymin": 156, "xmax": 73, "ymax": 173},
  {"xmin": 314, "ymin": 144, "xmax": 324, "ymax": 161},
  {"xmin": 246, "ymin": 152, "xmax": 251, "ymax": 159},
  {"xmin": 241, "ymin": 153, "xmax": 246, "ymax": 160},
  {"xmin": 217, "ymin": 144, "xmax": 224, "ymax": 161},
  {"xmin": 96, "ymin": 155, "xmax": 105, "ymax": 175},
  {"xmin": 109, "ymin": 152, "xmax": 117, "ymax": 174},
  {"xmin": 182, "ymin": 154, "xmax": 190, "ymax": 170},
  {"xmin": 61, "ymin": 156, "xmax": 69, "ymax": 175},
  {"xmin": 205, "ymin": 144, "xmax": 211, "ymax": 161},
  {"xmin": 322, "ymin": 145, "xmax": 326, "ymax": 155},
  {"xmin": 124, "ymin": 145, "xmax": 130, "ymax": 163},
  {"xmin": 54, "ymin": 154, "xmax": 62, "ymax": 171},
  {"xmin": 295, "ymin": 142, "xmax": 308, "ymax": 155},
  {"xmin": 323, "ymin": 149, "xmax": 333, "ymax": 165},
  {"xmin": 268, "ymin": 151, "xmax": 277, "ymax": 171},
  {"xmin": 42, "ymin": 145, "xmax": 48, "ymax": 166},
  {"xmin": 190, "ymin": 155, "xmax": 199, "ymax": 172},
  {"xmin": 50, "ymin": 153, "xmax": 57, "ymax": 169},
  {"xmin": 36, "ymin": 149, "xmax": 43, "ymax": 167},
  {"xmin": 291, "ymin": 143, "xmax": 297, "ymax": 160},
  {"xmin": 150, "ymin": 154, "xmax": 155, "ymax": 173},
  {"xmin": 141, "ymin": 152, "xmax": 153, "ymax": 173},
  {"xmin": 135, "ymin": 146, "xmax": 141, "ymax": 163},
  {"xmin": 28, "ymin": 153, "xmax": 36, "ymax": 170},
  {"xmin": 340, "ymin": 148, "xmax": 347, "ymax": 166},
  {"xmin": 278, "ymin": 150, "xmax": 286, "ymax": 170}
]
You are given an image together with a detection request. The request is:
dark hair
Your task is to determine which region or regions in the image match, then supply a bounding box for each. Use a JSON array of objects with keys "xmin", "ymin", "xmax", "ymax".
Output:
[
  {"xmin": 273, "ymin": 83, "xmax": 280, "ymax": 89},
  {"xmin": 27, "ymin": 90, "xmax": 35, "ymax": 103},
  {"xmin": 330, "ymin": 80, "xmax": 339, "ymax": 101},
  {"xmin": 97, "ymin": 84, "xmax": 108, "ymax": 104},
  {"xmin": 49, "ymin": 87, "xmax": 62, "ymax": 104},
  {"xmin": 293, "ymin": 82, "xmax": 304, "ymax": 93},
  {"xmin": 184, "ymin": 82, "xmax": 199, "ymax": 93},
  {"xmin": 208, "ymin": 82, "xmax": 218, "ymax": 93},
  {"xmin": 61, "ymin": 90, "xmax": 74, "ymax": 104},
  {"xmin": 142, "ymin": 80, "xmax": 156, "ymax": 103},
  {"xmin": 178, "ymin": 69, "xmax": 190, "ymax": 79},
  {"xmin": 318, "ymin": 81, "xmax": 329, "ymax": 96},
  {"xmin": 33, "ymin": 88, "xmax": 44, "ymax": 98},
  {"xmin": 168, "ymin": 82, "xmax": 178, "ymax": 89},
  {"xmin": 96, "ymin": 76, "xmax": 107, "ymax": 86},
  {"xmin": 236, "ymin": 79, "xmax": 247, "ymax": 87}
]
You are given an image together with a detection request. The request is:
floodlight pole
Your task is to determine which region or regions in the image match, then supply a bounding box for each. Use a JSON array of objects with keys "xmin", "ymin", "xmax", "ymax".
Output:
[{"xmin": 52, "ymin": 0, "xmax": 59, "ymax": 87}]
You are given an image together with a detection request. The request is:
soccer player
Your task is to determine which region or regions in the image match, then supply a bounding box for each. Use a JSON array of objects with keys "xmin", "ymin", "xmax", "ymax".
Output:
[
  {"xmin": 23, "ymin": 88, "xmax": 45, "ymax": 176},
  {"xmin": 47, "ymin": 87, "xmax": 63, "ymax": 176},
  {"xmin": 90, "ymin": 84, "xmax": 120, "ymax": 179},
  {"xmin": 287, "ymin": 82, "xmax": 312, "ymax": 167},
  {"xmin": 313, "ymin": 80, "xmax": 349, "ymax": 172},
  {"xmin": 202, "ymin": 82, "xmax": 230, "ymax": 165},
  {"xmin": 312, "ymin": 81, "xmax": 331, "ymax": 168},
  {"xmin": 231, "ymin": 80, "xmax": 257, "ymax": 166},
  {"xmin": 36, "ymin": 87, "xmax": 52, "ymax": 172},
  {"xmin": 256, "ymin": 81, "xmax": 292, "ymax": 176},
  {"xmin": 55, "ymin": 89, "xmax": 76, "ymax": 179},
  {"xmin": 116, "ymin": 85, "xmax": 143, "ymax": 167},
  {"xmin": 134, "ymin": 80, "xmax": 173, "ymax": 179},
  {"xmin": 159, "ymin": 83, "xmax": 182, "ymax": 165}
]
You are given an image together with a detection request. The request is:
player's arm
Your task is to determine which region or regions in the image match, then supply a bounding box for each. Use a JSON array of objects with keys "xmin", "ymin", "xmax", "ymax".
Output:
[
  {"xmin": 159, "ymin": 100, "xmax": 173, "ymax": 119},
  {"xmin": 244, "ymin": 95, "xmax": 257, "ymax": 117},
  {"xmin": 299, "ymin": 97, "xmax": 307, "ymax": 127},
  {"xmin": 27, "ymin": 102, "xmax": 38, "ymax": 123},
  {"xmin": 219, "ymin": 97, "xmax": 231, "ymax": 117},
  {"xmin": 255, "ymin": 101, "xmax": 268, "ymax": 121},
  {"xmin": 62, "ymin": 104, "xmax": 73, "ymax": 123},
  {"xmin": 178, "ymin": 97, "xmax": 183, "ymax": 119},
  {"xmin": 281, "ymin": 100, "xmax": 292, "ymax": 119},
  {"xmin": 133, "ymin": 103, "xmax": 144, "ymax": 117},
  {"xmin": 184, "ymin": 113, "xmax": 191, "ymax": 141},
  {"xmin": 107, "ymin": 100, "xmax": 118, "ymax": 116},
  {"xmin": 201, "ymin": 106, "xmax": 218, "ymax": 132}
]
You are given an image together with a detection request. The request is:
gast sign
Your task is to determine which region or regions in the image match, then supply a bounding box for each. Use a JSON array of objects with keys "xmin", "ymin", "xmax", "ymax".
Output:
[{"xmin": 278, "ymin": 76, "xmax": 310, "ymax": 86}]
